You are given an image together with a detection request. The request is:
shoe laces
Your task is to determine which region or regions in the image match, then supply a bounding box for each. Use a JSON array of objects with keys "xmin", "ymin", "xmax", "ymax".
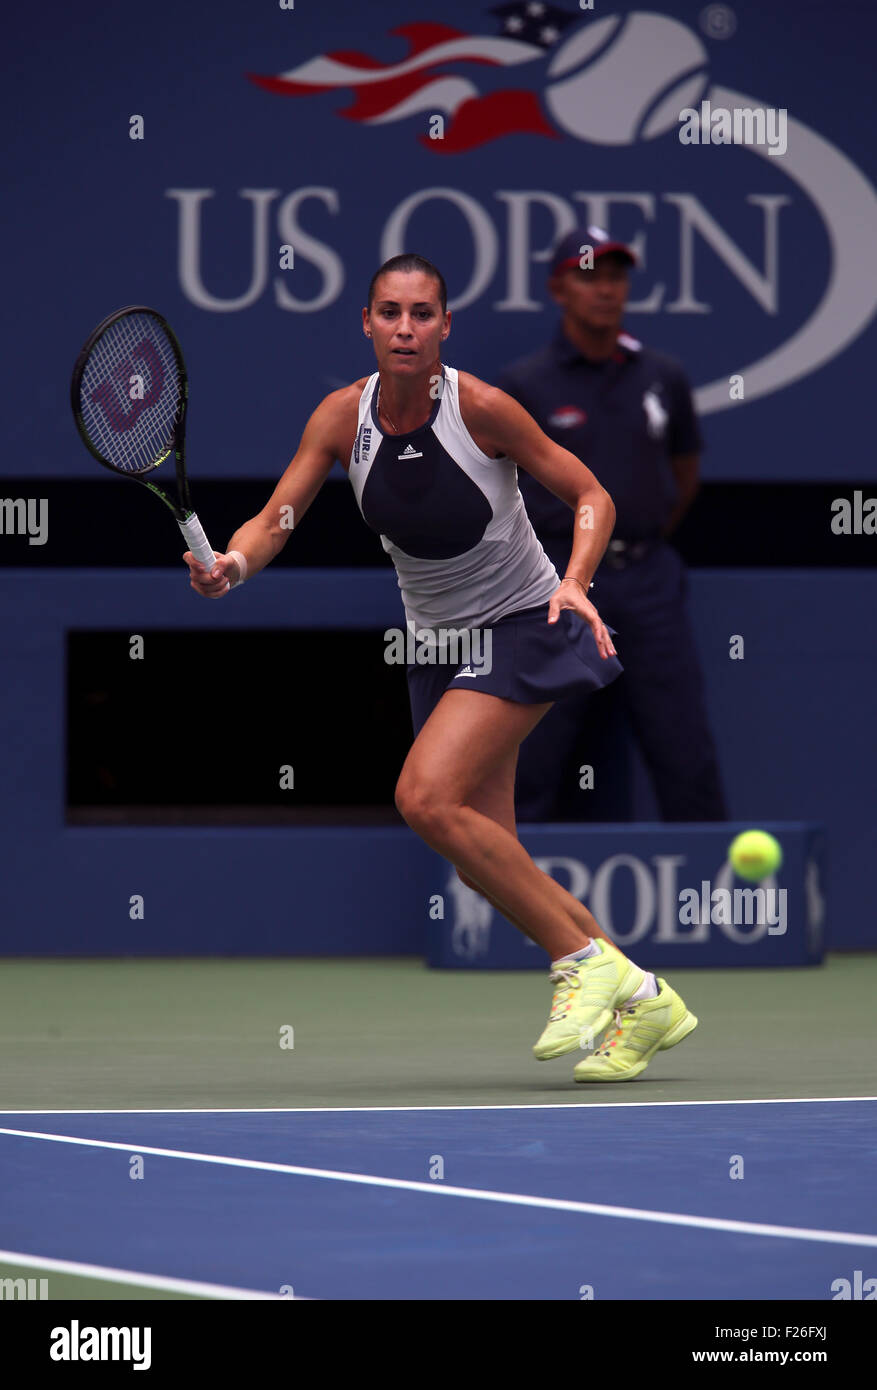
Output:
[
  {"xmin": 595, "ymin": 1003, "xmax": 639, "ymax": 1057},
  {"xmin": 549, "ymin": 965, "xmax": 581, "ymax": 989},
  {"xmin": 547, "ymin": 964, "xmax": 581, "ymax": 1019}
]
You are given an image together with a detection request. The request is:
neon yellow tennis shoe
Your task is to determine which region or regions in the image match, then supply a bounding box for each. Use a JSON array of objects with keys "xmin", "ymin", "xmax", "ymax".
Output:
[
  {"xmin": 573, "ymin": 978, "xmax": 698, "ymax": 1082},
  {"xmin": 533, "ymin": 940, "xmax": 646, "ymax": 1061}
]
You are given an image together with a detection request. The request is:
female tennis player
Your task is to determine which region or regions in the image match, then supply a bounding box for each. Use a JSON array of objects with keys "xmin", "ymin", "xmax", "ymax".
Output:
[{"xmin": 184, "ymin": 254, "xmax": 697, "ymax": 1083}]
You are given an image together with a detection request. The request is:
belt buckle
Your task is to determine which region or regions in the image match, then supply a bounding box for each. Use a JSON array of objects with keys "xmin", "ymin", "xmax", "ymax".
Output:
[
  {"xmin": 606, "ymin": 538, "xmax": 652, "ymax": 569},
  {"xmin": 606, "ymin": 539, "xmax": 628, "ymax": 570}
]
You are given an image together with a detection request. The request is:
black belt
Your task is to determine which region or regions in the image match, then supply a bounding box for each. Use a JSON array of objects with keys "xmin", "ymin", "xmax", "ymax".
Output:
[{"xmin": 601, "ymin": 538, "xmax": 659, "ymax": 570}]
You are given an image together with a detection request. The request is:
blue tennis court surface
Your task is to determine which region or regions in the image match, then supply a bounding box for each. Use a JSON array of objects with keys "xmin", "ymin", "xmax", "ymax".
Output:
[{"xmin": 2, "ymin": 1098, "xmax": 875, "ymax": 1300}]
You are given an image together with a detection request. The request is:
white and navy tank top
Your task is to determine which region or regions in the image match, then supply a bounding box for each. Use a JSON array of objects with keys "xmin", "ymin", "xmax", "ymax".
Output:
[{"xmin": 347, "ymin": 366, "xmax": 560, "ymax": 630}]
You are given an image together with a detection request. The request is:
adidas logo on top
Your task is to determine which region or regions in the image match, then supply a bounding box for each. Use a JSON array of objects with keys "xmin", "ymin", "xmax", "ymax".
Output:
[
  {"xmin": 456, "ymin": 665, "xmax": 478, "ymax": 678},
  {"xmin": 397, "ymin": 443, "xmax": 423, "ymax": 459}
]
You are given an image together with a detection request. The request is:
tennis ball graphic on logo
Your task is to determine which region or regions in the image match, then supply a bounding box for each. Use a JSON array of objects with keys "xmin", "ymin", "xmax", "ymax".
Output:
[
  {"xmin": 728, "ymin": 830, "xmax": 783, "ymax": 883},
  {"xmin": 544, "ymin": 12, "xmax": 710, "ymax": 145}
]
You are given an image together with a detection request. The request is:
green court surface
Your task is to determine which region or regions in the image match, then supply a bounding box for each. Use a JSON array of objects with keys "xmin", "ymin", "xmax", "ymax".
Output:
[
  {"xmin": 1, "ymin": 954, "xmax": 874, "ymax": 1112},
  {"xmin": 0, "ymin": 1262, "xmax": 209, "ymax": 1300}
]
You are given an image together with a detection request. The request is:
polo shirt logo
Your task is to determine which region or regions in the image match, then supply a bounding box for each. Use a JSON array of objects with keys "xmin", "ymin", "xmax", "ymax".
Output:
[
  {"xmin": 642, "ymin": 389, "xmax": 668, "ymax": 439},
  {"xmin": 549, "ymin": 405, "xmax": 587, "ymax": 429}
]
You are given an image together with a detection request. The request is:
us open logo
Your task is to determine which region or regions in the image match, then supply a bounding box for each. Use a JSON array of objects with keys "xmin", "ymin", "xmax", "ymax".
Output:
[{"xmin": 168, "ymin": 7, "xmax": 877, "ymax": 421}]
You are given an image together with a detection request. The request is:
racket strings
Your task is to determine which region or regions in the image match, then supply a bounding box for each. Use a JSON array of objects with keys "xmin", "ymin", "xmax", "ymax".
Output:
[{"xmin": 77, "ymin": 312, "xmax": 181, "ymax": 474}]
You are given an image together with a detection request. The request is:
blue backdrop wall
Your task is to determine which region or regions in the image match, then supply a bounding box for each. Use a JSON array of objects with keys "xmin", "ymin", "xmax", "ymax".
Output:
[
  {"xmin": 0, "ymin": 569, "xmax": 873, "ymax": 953},
  {"xmin": 2, "ymin": 0, "xmax": 875, "ymax": 955}
]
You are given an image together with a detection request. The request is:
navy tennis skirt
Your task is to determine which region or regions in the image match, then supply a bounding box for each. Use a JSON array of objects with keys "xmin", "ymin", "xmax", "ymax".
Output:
[{"xmin": 406, "ymin": 602, "xmax": 623, "ymax": 737}]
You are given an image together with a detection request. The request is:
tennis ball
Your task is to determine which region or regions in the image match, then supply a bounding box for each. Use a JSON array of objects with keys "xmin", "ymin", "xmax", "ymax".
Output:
[
  {"xmin": 728, "ymin": 830, "xmax": 783, "ymax": 882},
  {"xmin": 544, "ymin": 14, "xmax": 709, "ymax": 145}
]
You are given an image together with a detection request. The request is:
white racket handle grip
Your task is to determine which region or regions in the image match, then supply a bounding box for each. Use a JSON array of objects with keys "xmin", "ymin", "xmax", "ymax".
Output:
[{"xmin": 178, "ymin": 513, "xmax": 217, "ymax": 572}]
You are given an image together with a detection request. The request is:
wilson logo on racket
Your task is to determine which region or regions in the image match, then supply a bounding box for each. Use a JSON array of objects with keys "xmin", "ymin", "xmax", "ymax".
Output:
[{"xmin": 88, "ymin": 339, "xmax": 165, "ymax": 433}]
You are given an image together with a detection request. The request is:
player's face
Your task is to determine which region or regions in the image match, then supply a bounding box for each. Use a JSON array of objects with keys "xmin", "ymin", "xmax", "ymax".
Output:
[
  {"xmin": 550, "ymin": 257, "xmax": 630, "ymax": 332},
  {"xmin": 364, "ymin": 272, "xmax": 450, "ymax": 375}
]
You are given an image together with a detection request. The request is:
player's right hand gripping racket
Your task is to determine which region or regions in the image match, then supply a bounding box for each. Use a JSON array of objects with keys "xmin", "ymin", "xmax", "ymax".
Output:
[{"xmin": 70, "ymin": 305, "xmax": 218, "ymax": 572}]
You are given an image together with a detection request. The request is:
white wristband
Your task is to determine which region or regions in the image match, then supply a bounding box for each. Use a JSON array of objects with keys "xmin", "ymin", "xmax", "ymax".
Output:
[{"xmin": 228, "ymin": 549, "xmax": 248, "ymax": 588}]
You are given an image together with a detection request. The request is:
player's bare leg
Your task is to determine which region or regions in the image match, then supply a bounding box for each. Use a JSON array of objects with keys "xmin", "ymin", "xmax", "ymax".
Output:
[
  {"xmin": 445, "ymin": 742, "xmax": 614, "ymax": 950},
  {"xmin": 395, "ymin": 689, "xmax": 609, "ymax": 960},
  {"xmin": 395, "ymin": 687, "xmax": 688, "ymax": 1066}
]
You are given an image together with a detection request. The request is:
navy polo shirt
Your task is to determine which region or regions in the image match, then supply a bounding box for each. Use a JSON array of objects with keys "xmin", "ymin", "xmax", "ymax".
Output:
[{"xmin": 495, "ymin": 326, "xmax": 702, "ymax": 541}]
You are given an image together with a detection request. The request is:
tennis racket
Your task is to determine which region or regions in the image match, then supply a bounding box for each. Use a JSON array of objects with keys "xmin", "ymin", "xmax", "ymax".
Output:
[{"xmin": 70, "ymin": 305, "xmax": 218, "ymax": 572}]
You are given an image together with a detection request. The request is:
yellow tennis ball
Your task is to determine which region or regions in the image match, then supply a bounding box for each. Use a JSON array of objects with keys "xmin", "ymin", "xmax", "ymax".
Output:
[{"xmin": 729, "ymin": 830, "xmax": 783, "ymax": 882}]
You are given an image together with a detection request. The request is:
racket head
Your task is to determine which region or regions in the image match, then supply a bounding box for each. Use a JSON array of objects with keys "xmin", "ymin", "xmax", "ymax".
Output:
[{"xmin": 70, "ymin": 306, "xmax": 190, "ymax": 510}]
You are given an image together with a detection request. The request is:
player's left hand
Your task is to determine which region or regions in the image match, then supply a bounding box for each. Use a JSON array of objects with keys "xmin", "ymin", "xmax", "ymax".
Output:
[{"xmin": 548, "ymin": 579, "xmax": 617, "ymax": 660}]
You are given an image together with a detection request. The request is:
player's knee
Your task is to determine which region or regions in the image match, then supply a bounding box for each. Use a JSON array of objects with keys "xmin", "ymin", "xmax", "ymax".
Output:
[
  {"xmin": 394, "ymin": 773, "xmax": 446, "ymax": 834},
  {"xmin": 394, "ymin": 772, "xmax": 424, "ymax": 828}
]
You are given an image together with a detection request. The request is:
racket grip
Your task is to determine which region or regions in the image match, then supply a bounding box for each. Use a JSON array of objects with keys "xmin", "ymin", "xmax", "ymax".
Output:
[{"xmin": 178, "ymin": 513, "xmax": 217, "ymax": 572}]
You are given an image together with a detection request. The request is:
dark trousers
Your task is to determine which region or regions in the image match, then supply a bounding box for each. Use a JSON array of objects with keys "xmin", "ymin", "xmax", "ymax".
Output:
[{"xmin": 515, "ymin": 539, "xmax": 729, "ymax": 822}]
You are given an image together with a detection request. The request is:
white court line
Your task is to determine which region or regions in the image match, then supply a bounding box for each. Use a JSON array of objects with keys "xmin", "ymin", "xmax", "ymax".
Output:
[
  {"xmin": 2, "ymin": 1125, "xmax": 876, "ymax": 1250},
  {"xmin": 0, "ymin": 1248, "xmax": 289, "ymax": 1300},
  {"xmin": 0, "ymin": 1096, "xmax": 874, "ymax": 1115}
]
